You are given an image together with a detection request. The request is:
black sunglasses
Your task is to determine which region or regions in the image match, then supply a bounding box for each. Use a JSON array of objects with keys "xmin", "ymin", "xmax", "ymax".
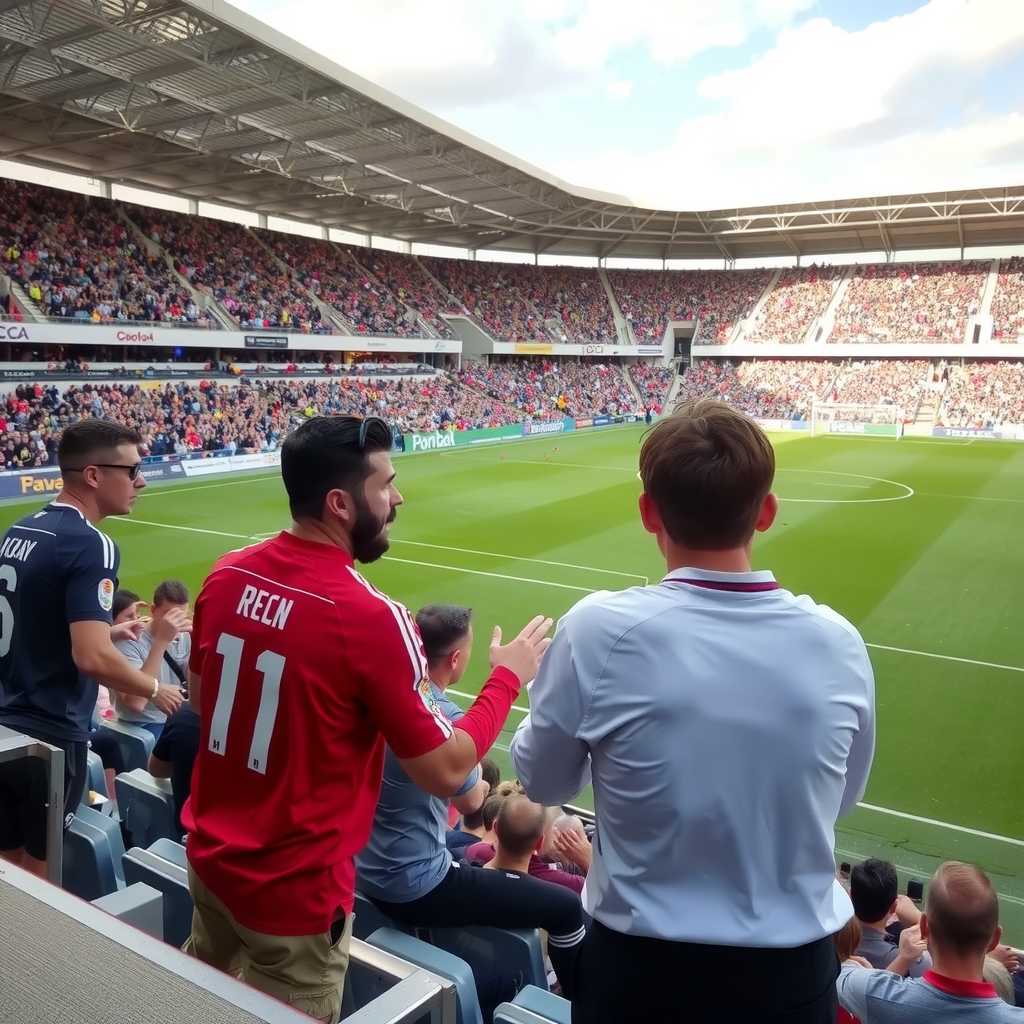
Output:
[
  {"xmin": 66, "ymin": 462, "xmax": 143, "ymax": 481},
  {"xmin": 358, "ymin": 416, "xmax": 389, "ymax": 448}
]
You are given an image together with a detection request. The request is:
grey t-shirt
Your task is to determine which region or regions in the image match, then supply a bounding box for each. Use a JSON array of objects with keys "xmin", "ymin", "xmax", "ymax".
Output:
[{"xmin": 113, "ymin": 626, "xmax": 191, "ymax": 725}]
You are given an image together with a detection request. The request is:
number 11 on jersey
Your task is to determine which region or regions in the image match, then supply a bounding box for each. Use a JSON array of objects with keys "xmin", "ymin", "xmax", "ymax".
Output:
[{"xmin": 208, "ymin": 632, "xmax": 286, "ymax": 775}]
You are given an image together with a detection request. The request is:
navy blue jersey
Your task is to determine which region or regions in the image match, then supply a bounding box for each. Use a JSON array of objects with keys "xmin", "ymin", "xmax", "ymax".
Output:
[{"xmin": 0, "ymin": 501, "xmax": 119, "ymax": 742}]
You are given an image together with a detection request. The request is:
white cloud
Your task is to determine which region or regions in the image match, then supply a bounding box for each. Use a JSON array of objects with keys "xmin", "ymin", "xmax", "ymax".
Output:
[
  {"xmin": 605, "ymin": 80, "xmax": 634, "ymax": 103},
  {"xmin": 552, "ymin": 0, "xmax": 1024, "ymax": 206}
]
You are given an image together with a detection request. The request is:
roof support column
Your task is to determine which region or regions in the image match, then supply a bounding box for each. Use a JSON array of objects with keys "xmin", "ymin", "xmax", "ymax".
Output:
[
  {"xmin": 257, "ymin": 213, "xmax": 268, "ymax": 229},
  {"xmin": 187, "ymin": 199, "xmax": 199, "ymax": 216},
  {"xmin": 321, "ymin": 226, "xmax": 329, "ymax": 240},
  {"xmin": 468, "ymin": 248, "xmax": 477, "ymax": 261},
  {"xmin": 98, "ymin": 180, "xmax": 112, "ymax": 200}
]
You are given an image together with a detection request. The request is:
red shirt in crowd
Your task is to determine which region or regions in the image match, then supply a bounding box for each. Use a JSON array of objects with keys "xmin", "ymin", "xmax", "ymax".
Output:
[{"xmin": 184, "ymin": 531, "xmax": 453, "ymax": 935}]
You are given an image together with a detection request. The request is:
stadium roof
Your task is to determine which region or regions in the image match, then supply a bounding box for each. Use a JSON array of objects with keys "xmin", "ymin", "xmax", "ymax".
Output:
[{"xmin": 3, "ymin": 0, "xmax": 1024, "ymax": 262}]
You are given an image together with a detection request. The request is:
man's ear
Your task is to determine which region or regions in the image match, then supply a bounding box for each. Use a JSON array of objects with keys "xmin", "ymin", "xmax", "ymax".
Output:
[
  {"xmin": 987, "ymin": 924, "xmax": 1003, "ymax": 953},
  {"xmin": 754, "ymin": 492, "xmax": 779, "ymax": 533},
  {"xmin": 919, "ymin": 913, "xmax": 930, "ymax": 940},
  {"xmin": 324, "ymin": 487, "xmax": 356, "ymax": 524},
  {"xmin": 638, "ymin": 491, "xmax": 662, "ymax": 535}
]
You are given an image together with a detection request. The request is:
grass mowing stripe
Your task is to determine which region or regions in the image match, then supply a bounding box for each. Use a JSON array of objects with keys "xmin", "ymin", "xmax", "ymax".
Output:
[{"xmin": 384, "ymin": 556, "xmax": 596, "ymax": 593}]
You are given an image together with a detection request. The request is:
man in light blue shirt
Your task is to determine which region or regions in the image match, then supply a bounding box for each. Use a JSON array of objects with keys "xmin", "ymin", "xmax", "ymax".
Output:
[{"xmin": 511, "ymin": 399, "xmax": 876, "ymax": 1024}]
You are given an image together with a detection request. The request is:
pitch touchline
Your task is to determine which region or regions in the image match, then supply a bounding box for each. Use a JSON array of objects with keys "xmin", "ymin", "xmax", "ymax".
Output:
[
  {"xmin": 865, "ymin": 643, "xmax": 1024, "ymax": 674},
  {"xmin": 384, "ymin": 556, "xmax": 595, "ymax": 593},
  {"xmin": 455, "ymin": 697, "xmax": 1024, "ymax": 848}
]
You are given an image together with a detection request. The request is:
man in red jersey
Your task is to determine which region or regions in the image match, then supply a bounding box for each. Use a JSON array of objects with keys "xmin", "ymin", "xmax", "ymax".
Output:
[{"xmin": 183, "ymin": 414, "xmax": 551, "ymax": 1023}]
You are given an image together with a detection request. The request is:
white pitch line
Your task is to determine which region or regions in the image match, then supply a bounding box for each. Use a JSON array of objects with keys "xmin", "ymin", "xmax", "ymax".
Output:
[
  {"xmin": 856, "ymin": 803, "xmax": 1024, "ymax": 848},
  {"xmin": 441, "ymin": 452, "xmax": 638, "ymax": 473},
  {"xmin": 383, "ymin": 556, "xmax": 595, "ymax": 593},
  {"xmin": 137, "ymin": 474, "xmax": 278, "ymax": 498},
  {"xmin": 111, "ymin": 517, "xmax": 256, "ymax": 541},
  {"xmin": 111, "ymin": 517, "xmax": 1024, "ymax": 678},
  {"xmin": 390, "ymin": 538, "xmax": 648, "ymax": 582},
  {"xmin": 865, "ymin": 643, "xmax": 1024, "ymax": 675},
  {"xmin": 917, "ymin": 491, "xmax": 1024, "ymax": 506},
  {"xmin": 446, "ymin": 692, "xmax": 1024, "ymax": 848}
]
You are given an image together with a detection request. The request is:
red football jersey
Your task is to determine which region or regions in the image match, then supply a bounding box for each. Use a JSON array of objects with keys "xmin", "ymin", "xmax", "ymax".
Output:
[{"xmin": 184, "ymin": 531, "xmax": 453, "ymax": 935}]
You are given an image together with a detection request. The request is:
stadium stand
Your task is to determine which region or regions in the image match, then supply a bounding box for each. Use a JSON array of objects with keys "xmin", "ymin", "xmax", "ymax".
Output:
[
  {"xmin": 936, "ymin": 360, "xmax": 1024, "ymax": 428},
  {"xmin": 1, "ymin": 180, "xmax": 212, "ymax": 327},
  {"xmin": 991, "ymin": 256, "xmax": 1024, "ymax": 342},
  {"xmin": 607, "ymin": 268, "xmax": 774, "ymax": 345},
  {"xmin": 130, "ymin": 207, "xmax": 328, "ymax": 334},
  {"xmin": 829, "ymin": 262, "xmax": 986, "ymax": 344},
  {"xmin": 628, "ymin": 363, "xmax": 675, "ymax": 409},
  {"xmin": 745, "ymin": 265, "xmax": 845, "ymax": 344}
]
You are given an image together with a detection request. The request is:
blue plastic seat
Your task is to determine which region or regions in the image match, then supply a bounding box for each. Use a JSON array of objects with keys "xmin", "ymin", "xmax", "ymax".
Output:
[
  {"xmin": 512, "ymin": 985, "xmax": 571, "ymax": 1023},
  {"xmin": 122, "ymin": 846, "xmax": 192, "ymax": 948},
  {"xmin": 148, "ymin": 837, "xmax": 187, "ymax": 868},
  {"xmin": 63, "ymin": 808, "xmax": 125, "ymax": 900},
  {"xmin": 85, "ymin": 750, "xmax": 108, "ymax": 800},
  {"xmin": 99, "ymin": 720, "xmax": 155, "ymax": 773},
  {"xmin": 115, "ymin": 768, "xmax": 177, "ymax": 847},
  {"xmin": 432, "ymin": 925, "xmax": 547, "ymax": 992},
  {"xmin": 367, "ymin": 927, "xmax": 484, "ymax": 1024}
]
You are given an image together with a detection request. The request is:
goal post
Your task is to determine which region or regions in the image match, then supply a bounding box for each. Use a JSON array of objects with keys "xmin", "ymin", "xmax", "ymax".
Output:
[{"xmin": 809, "ymin": 402, "xmax": 905, "ymax": 439}]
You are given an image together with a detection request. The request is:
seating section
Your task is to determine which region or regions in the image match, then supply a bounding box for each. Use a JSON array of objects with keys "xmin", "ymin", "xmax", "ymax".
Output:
[
  {"xmin": 99, "ymin": 719, "xmax": 155, "ymax": 773},
  {"xmin": 830, "ymin": 262, "xmax": 986, "ymax": 344},
  {"xmin": 63, "ymin": 805, "xmax": 127, "ymax": 901},
  {"xmin": 132, "ymin": 207, "xmax": 327, "ymax": 334},
  {"xmin": 431, "ymin": 925, "xmax": 548, "ymax": 994},
  {"xmin": 122, "ymin": 842, "xmax": 193, "ymax": 948},
  {"xmin": 255, "ymin": 230, "xmax": 426, "ymax": 338},
  {"xmin": 607, "ymin": 268, "xmax": 774, "ymax": 345},
  {"xmin": 831, "ymin": 359, "xmax": 930, "ymax": 415},
  {"xmin": 745, "ymin": 266, "xmax": 844, "ymax": 343},
  {"xmin": 457, "ymin": 360, "xmax": 636, "ymax": 419},
  {"xmin": 936, "ymin": 361, "xmax": 1024, "ymax": 427},
  {"xmin": 0, "ymin": 179, "xmax": 210, "ymax": 325},
  {"xmin": 991, "ymin": 256, "xmax": 1024, "ymax": 342},
  {"xmin": 628, "ymin": 364, "xmax": 675, "ymax": 409}
]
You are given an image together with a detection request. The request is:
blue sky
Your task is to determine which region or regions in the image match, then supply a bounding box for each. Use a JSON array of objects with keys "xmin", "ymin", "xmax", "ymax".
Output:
[{"xmin": 234, "ymin": 0, "xmax": 1024, "ymax": 208}]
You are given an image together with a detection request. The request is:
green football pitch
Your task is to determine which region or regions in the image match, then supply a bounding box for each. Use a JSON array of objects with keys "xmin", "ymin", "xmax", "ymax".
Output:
[{"xmin": 5, "ymin": 425, "xmax": 1024, "ymax": 933}]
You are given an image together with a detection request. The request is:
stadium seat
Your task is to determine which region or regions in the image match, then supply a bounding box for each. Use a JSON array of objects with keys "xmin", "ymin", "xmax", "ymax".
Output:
[
  {"xmin": 99, "ymin": 720, "xmax": 155, "ymax": 773},
  {"xmin": 122, "ymin": 845, "xmax": 192, "ymax": 948},
  {"xmin": 493, "ymin": 1003, "xmax": 559, "ymax": 1024},
  {"xmin": 85, "ymin": 750, "xmax": 108, "ymax": 800},
  {"xmin": 511, "ymin": 985, "xmax": 571, "ymax": 1024},
  {"xmin": 431, "ymin": 925, "xmax": 547, "ymax": 992},
  {"xmin": 148, "ymin": 837, "xmax": 187, "ymax": 869},
  {"xmin": 353, "ymin": 890, "xmax": 399, "ymax": 941},
  {"xmin": 92, "ymin": 882, "xmax": 164, "ymax": 940},
  {"xmin": 366, "ymin": 927, "xmax": 484, "ymax": 1024},
  {"xmin": 63, "ymin": 808, "xmax": 126, "ymax": 900},
  {"xmin": 114, "ymin": 768, "xmax": 177, "ymax": 848}
]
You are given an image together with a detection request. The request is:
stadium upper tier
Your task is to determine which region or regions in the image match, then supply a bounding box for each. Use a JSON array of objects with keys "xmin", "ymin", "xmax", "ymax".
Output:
[{"xmin": 3, "ymin": 179, "xmax": 1024, "ymax": 348}]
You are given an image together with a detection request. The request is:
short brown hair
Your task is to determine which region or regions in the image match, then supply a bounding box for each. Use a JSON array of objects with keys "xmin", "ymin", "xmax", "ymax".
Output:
[
  {"xmin": 925, "ymin": 862, "xmax": 999, "ymax": 957},
  {"xmin": 639, "ymin": 399, "xmax": 775, "ymax": 549},
  {"xmin": 154, "ymin": 580, "xmax": 189, "ymax": 607}
]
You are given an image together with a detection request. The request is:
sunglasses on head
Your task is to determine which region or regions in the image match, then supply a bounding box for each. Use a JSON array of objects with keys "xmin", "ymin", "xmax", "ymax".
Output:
[{"xmin": 357, "ymin": 416, "xmax": 389, "ymax": 449}]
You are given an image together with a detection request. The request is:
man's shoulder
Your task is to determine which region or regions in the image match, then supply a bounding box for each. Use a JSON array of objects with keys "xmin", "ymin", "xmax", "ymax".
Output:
[{"xmin": 776, "ymin": 589, "xmax": 868, "ymax": 649}]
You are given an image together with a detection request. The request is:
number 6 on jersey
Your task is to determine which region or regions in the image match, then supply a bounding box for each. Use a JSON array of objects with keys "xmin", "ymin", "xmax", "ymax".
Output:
[{"xmin": 207, "ymin": 632, "xmax": 286, "ymax": 775}]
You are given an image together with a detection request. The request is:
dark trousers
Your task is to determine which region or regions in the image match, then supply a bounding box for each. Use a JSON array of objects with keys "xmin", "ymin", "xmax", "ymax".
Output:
[
  {"xmin": 571, "ymin": 921, "xmax": 838, "ymax": 1024},
  {"xmin": 371, "ymin": 861, "xmax": 585, "ymax": 998}
]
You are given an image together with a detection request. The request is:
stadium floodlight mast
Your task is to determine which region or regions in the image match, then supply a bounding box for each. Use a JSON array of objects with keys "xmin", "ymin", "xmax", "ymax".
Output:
[{"xmin": 809, "ymin": 402, "xmax": 905, "ymax": 439}]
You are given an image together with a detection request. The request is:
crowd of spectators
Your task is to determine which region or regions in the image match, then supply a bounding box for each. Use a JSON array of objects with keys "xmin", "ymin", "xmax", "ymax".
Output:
[
  {"xmin": 830, "ymin": 360, "xmax": 930, "ymax": 416},
  {"xmin": 256, "ymin": 231, "xmax": 425, "ymax": 338},
  {"xmin": 627, "ymin": 363, "xmax": 675, "ymax": 409},
  {"xmin": 420, "ymin": 257, "xmax": 555, "ymax": 345},
  {"xmin": 674, "ymin": 359, "xmax": 843, "ymax": 419},
  {"xmin": 499, "ymin": 265, "xmax": 617, "ymax": 344},
  {"xmin": 608, "ymin": 268, "xmax": 774, "ymax": 345},
  {"xmin": 830, "ymin": 262, "xmax": 985, "ymax": 344},
  {"xmin": 1, "ymin": 180, "xmax": 211, "ymax": 327},
  {"xmin": 991, "ymin": 257, "xmax": 1024, "ymax": 343},
  {"xmin": 745, "ymin": 265, "xmax": 844, "ymax": 343},
  {"xmin": 456, "ymin": 360, "xmax": 636, "ymax": 419},
  {"xmin": 936, "ymin": 361, "xmax": 1024, "ymax": 428},
  {"xmin": 132, "ymin": 208, "xmax": 327, "ymax": 334}
]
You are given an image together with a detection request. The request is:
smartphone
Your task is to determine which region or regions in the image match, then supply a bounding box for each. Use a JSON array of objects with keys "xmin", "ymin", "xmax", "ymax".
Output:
[{"xmin": 906, "ymin": 879, "xmax": 924, "ymax": 903}]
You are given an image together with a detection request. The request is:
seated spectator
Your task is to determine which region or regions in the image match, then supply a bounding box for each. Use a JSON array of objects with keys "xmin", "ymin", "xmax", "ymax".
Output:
[
  {"xmin": 551, "ymin": 814, "xmax": 592, "ymax": 874},
  {"xmin": 850, "ymin": 858, "xmax": 931, "ymax": 978},
  {"xmin": 356, "ymin": 604, "xmax": 585, "ymax": 997},
  {"xmin": 111, "ymin": 580, "xmax": 191, "ymax": 738},
  {"xmin": 837, "ymin": 861, "xmax": 1023, "ymax": 1022},
  {"xmin": 147, "ymin": 700, "xmax": 201, "ymax": 840},
  {"xmin": 447, "ymin": 757, "xmax": 501, "ymax": 857}
]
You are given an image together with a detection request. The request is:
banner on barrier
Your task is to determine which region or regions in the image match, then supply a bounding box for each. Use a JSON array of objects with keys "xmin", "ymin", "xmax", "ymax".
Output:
[
  {"xmin": 138, "ymin": 463, "xmax": 186, "ymax": 482},
  {"xmin": 451, "ymin": 425, "xmax": 525, "ymax": 446},
  {"xmin": 575, "ymin": 417, "xmax": 594, "ymax": 429},
  {"xmin": 181, "ymin": 459, "xmax": 235, "ymax": 478},
  {"xmin": 828, "ymin": 421, "xmax": 899, "ymax": 437},
  {"xmin": 931, "ymin": 426, "xmax": 1003, "ymax": 439},
  {"xmin": 523, "ymin": 419, "xmax": 575, "ymax": 436},
  {"xmin": 408, "ymin": 430, "xmax": 456, "ymax": 452}
]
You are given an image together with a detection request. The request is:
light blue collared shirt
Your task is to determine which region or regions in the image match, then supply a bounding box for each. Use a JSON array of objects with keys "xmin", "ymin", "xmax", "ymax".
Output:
[{"xmin": 510, "ymin": 567, "xmax": 875, "ymax": 946}]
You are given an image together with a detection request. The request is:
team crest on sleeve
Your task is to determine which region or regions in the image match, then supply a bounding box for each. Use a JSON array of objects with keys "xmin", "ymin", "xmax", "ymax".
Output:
[
  {"xmin": 418, "ymin": 677, "xmax": 454, "ymax": 737},
  {"xmin": 97, "ymin": 578, "xmax": 114, "ymax": 611}
]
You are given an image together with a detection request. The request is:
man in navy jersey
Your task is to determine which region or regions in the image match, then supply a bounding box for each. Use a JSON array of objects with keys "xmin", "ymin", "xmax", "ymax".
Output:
[{"xmin": 0, "ymin": 419, "xmax": 184, "ymax": 878}]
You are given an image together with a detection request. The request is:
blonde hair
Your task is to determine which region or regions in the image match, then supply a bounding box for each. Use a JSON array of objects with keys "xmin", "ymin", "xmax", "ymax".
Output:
[{"xmin": 983, "ymin": 958, "xmax": 1015, "ymax": 1005}]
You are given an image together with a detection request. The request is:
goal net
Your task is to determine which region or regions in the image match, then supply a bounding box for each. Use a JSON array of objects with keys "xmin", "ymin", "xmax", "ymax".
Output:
[{"xmin": 809, "ymin": 402, "xmax": 904, "ymax": 439}]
